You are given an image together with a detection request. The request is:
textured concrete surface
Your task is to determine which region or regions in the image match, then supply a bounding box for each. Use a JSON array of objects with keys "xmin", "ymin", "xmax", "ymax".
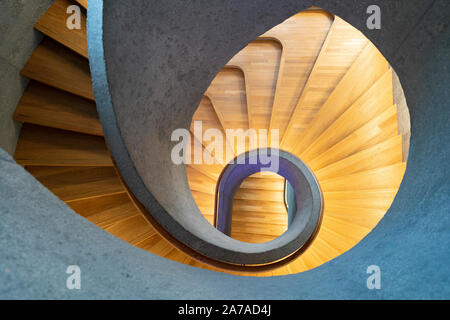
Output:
[
  {"xmin": 0, "ymin": 0, "xmax": 449, "ymax": 299},
  {"xmin": 0, "ymin": 0, "xmax": 53, "ymax": 155}
]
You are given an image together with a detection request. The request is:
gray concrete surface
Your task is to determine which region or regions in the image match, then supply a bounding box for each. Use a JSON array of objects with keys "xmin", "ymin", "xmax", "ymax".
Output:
[
  {"xmin": 0, "ymin": 0, "xmax": 53, "ymax": 155},
  {"xmin": 0, "ymin": 0, "xmax": 448, "ymax": 299}
]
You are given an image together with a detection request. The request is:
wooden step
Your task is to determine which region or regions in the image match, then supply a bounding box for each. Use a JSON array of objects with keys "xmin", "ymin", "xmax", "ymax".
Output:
[
  {"xmin": 26, "ymin": 166, "xmax": 124, "ymax": 202},
  {"xmin": 15, "ymin": 124, "xmax": 111, "ymax": 166},
  {"xmin": 315, "ymin": 135, "xmax": 403, "ymax": 180},
  {"xmin": 308, "ymin": 105, "xmax": 398, "ymax": 170},
  {"xmin": 206, "ymin": 69, "xmax": 248, "ymax": 131},
  {"xmin": 293, "ymin": 42, "xmax": 391, "ymax": 154},
  {"xmin": 104, "ymin": 215, "xmax": 156, "ymax": 246},
  {"xmin": 300, "ymin": 69, "xmax": 393, "ymax": 162},
  {"xmin": 323, "ymin": 189, "xmax": 398, "ymax": 210},
  {"xmin": 239, "ymin": 176, "xmax": 285, "ymax": 191},
  {"xmin": 231, "ymin": 210, "xmax": 288, "ymax": 225},
  {"xmin": 281, "ymin": 16, "xmax": 369, "ymax": 151},
  {"xmin": 67, "ymin": 193, "xmax": 139, "ymax": 228},
  {"xmin": 189, "ymin": 101, "xmax": 228, "ymax": 167},
  {"xmin": 205, "ymin": 68, "xmax": 249, "ymax": 159},
  {"xmin": 186, "ymin": 166, "xmax": 217, "ymax": 195},
  {"xmin": 190, "ymin": 190, "xmax": 215, "ymax": 223},
  {"xmin": 322, "ymin": 205, "xmax": 385, "ymax": 228},
  {"xmin": 232, "ymin": 199, "xmax": 286, "ymax": 213},
  {"xmin": 231, "ymin": 220, "xmax": 287, "ymax": 236},
  {"xmin": 321, "ymin": 215, "xmax": 372, "ymax": 241},
  {"xmin": 21, "ymin": 38, "xmax": 93, "ymax": 100},
  {"xmin": 140, "ymin": 236, "xmax": 176, "ymax": 258},
  {"xmin": 14, "ymin": 82, "xmax": 102, "ymax": 136},
  {"xmin": 227, "ymin": 40, "xmax": 282, "ymax": 130},
  {"xmin": 320, "ymin": 163, "xmax": 406, "ymax": 192},
  {"xmin": 35, "ymin": 0, "xmax": 88, "ymax": 58},
  {"xmin": 266, "ymin": 10, "xmax": 334, "ymax": 139}
]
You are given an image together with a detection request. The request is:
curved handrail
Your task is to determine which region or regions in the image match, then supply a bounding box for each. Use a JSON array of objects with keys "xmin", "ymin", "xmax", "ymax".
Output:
[{"xmin": 214, "ymin": 149, "xmax": 323, "ymax": 248}]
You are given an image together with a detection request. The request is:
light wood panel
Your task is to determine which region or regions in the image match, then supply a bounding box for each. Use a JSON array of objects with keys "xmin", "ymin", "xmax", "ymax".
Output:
[
  {"xmin": 67, "ymin": 193, "xmax": 140, "ymax": 228},
  {"xmin": 14, "ymin": 82, "xmax": 102, "ymax": 136},
  {"xmin": 35, "ymin": 0, "xmax": 88, "ymax": 58},
  {"xmin": 320, "ymin": 163, "xmax": 406, "ymax": 192},
  {"xmin": 186, "ymin": 166, "xmax": 217, "ymax": 195},
  {"xmin": 230, "ymin": 173, "xmax": 288, "ymax": 244},
  {"xmin": 293, "ymin": 42, "xmax": 391, "ymax": 155},
  {"xmin": 26, "ymin": 166, "xmax": 125, "ymax": 202},
  {"xmin": 281, "ymin": 16, "xmax": 368, "ymax": 151},
  {"xmin": 308, "ymin": 105, "xmax": 399, "ymax": 170},
  {"xmin": 265, "ymin": 11, "xmax": 334, "ymax": 140},
  {"xmin": 15, "ymin": 124, "xmax": 111, "ymax": 166},
  {"xmin": 190, "ymin": 96, "xmax": 229, "ymax": 165},
  {"xmin": 323, "ymin": 189, "xmax": 398, "ymax": 210},
  {"xmin": 21, "ymin": 38, "xmax": 93, "ymax": 100},
  {"xmin": 300, "ymin": 69, "xmax": 393, "ymax": 162},
  {"xmin": 206, "ymin": 68, "xmax": 249, "ymax": 161},
  {"xmin": 315, "ymin": 135, "xmax": 403, "ymax": 180},
  {"xmin": 104, "ymin": 215, "xmax": 156, "ymax": 246},
  {"xmin": 227, "ymin": 40, "xmax": 282, "ymax": 131}
]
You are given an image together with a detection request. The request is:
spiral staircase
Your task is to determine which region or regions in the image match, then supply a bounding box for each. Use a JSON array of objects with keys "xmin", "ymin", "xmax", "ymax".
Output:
[{"xmin": 12, "ymin": 0, "xmax": 409, "ymax": 277}]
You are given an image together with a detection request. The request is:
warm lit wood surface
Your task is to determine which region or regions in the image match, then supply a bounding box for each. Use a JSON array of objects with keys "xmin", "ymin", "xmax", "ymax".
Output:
[
  {"xmin": 14, "ymin": 82, "xmax": 102, "ymax": 136},
  {"xmin": 35, "ymin": 0, "xmax": 88, "ymax": 58},
  {"xmin": 265, "ymin": 11, "xmax": 334, "ymax": 140},
  {"xmin": 15, "ymin": 124, "xmax": 111, "ymax": 167},
  {"xmin": 21, "ymin": 38, "xmax": 93, "ymax": 100}
]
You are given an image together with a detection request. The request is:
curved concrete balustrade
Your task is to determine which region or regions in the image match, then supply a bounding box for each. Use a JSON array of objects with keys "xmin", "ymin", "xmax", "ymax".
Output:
[
  {"xmin": 0, "ymin": 0, "xmax": 447, "ymax": 299},
  {"xmin": 87, "ymin": 0, "xmax": 450, "ymax": 280},
  {"xmin": 89, "ymin": 0, "xmax": 325, "ymax": 267},
  {"xmin": 215, "ymin": 150, "xmax": 322, "ymax": 258}
]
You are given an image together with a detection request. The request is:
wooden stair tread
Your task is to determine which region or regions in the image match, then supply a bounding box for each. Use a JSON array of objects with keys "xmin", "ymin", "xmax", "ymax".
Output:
[
  {"xmin": 266, "ymin": 10, "xmax": 334, "ymax": 140},
  {"xmin": 67, "ymin": 193, "xmax": 139, "ymax": 228},
  {"xmin": 320, "ymin": 163, "xmax": 406, "ymax": 192},
  {"xmin": 315, "ymin": 135, "xmax": 403, "ymax": 180},
  {"xmin": 104, "ymin": 215, "xmax": 156, "ymax": 245},
  {"xmin": 300, "ymin": 69, "xmax": 394, "ymax": 162},
  {"xmin": 293, "ymin": 42, "xmax": 390, "ymax": 155},
  {"xmin": 35, "ymin": 0, "xmax": 88, "ymax": 58},
  {"xmin": 281, "ymin": 16, "xmax": 368, "ymax": 151},
  {"xmin": 227, "ymin": 40, "xmax": 282, "ymax": 131},
  {"xmin": 14, "ymin": 81, "xmax": 102, "ymax": 136},
  {"xmin": 21, "ymin": 38, "xmax": 93, "ymax": 100},
  {"xmin": 186, "ymin": 166, "xmax": 217, "ymax": 195},
  {"xmin": 15, "ymin": 124, "xmax": 111, "ymax": 166},
  {"xmin": 26, "ymin": 166, "xmax": 124, "ymax": 202},
  {"xmin": 309, "ymin": 105, "xmax": 399, "ymax": 170}
]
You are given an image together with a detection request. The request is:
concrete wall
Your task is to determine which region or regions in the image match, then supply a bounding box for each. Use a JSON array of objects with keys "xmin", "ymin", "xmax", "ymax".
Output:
[
  {"xmin": 0, "ymin": 0, "xmax": 448, "ymax": 299},
  {"xmin": 0, "ymin": 0, "xmax": 53, "ymax": 155}
]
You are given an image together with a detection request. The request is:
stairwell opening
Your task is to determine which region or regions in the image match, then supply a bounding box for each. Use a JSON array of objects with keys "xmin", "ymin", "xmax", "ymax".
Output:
[{"xmin": 183, "ymin": 6, "xmax": 410, "ymax": 274}]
